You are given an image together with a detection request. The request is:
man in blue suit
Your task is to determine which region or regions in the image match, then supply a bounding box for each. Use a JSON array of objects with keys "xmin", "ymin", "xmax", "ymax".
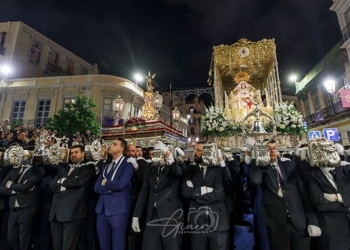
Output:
[{"xmin": 95, "ymin": 137, "xmax": 134, "ymax": 250}]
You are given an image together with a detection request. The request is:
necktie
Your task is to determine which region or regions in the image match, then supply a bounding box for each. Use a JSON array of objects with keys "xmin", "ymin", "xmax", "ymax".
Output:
[
  {"xmin": 17, "ymin": 167, "xmax": 27, "ymax": 183},
  {"xmin": 329, "ymin": 169, "xmax": 337, "ymax": 182},
  {"xmin": 201, "ymin": 167, "xmax": 205, "ymax": 178},
  {"xmin": 108, "ymin": 162, "xmax": 116, "ymax": 176},
  {"xmin": 155, "ymin": 167, "xmax": 161, "ymax": 189},
  {"xmin": 68, "ymin": 166, "xmax": 76, "ymax": 176}
]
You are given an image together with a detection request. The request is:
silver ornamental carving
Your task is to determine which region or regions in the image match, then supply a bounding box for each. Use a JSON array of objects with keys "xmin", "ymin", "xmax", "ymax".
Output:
[
  {"xmin": 91, "ymin": 139, "xmax": 102, "ymax": 161},
  {"xmin": 48, "ymin": 144, "xmax": 62, "ymax": 165},
  {"xmin": 60, "ymin": 136, "xmax": 70, "ymax": 164},
  {"xmin": 22, "ymin": 150, "xmax": 33, "ymax": 165},
  {"xmin": 202, "ymin": 143, "xmax": 219, "ymax": 166},
  {"xmin": 254, "ymin": 143, "xmax": 271, "ymax": 167},
  {"xmin": 100, "ymin": 140, "xmax": 108, "ymax": 160},
  {"xmin": 4, "ymin": 145, "xmax": 24, "ymax": 166},
  {"xmin": 308, "ymin": 138, "xmax": 341, "ymax": 167},
  {"xmin": 151, "ymin": 149, "xmax": 165, "ymax": 166}
]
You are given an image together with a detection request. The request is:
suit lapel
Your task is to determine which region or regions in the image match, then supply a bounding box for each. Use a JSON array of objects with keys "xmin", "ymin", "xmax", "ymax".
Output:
[
  {"xmin": 314, "ymin": 168, "xmax": 338, "ymax": 192},
  {"xmin": 155, "ymin": 166, "xmax": 168, "ymax": 189},
  {"xmin": 112, "ymin": 158, "xmax": 126, "ymax": 181},
  {"xmin": 267, "ymin": 166, "xmax": 279, "ymax": 190}
]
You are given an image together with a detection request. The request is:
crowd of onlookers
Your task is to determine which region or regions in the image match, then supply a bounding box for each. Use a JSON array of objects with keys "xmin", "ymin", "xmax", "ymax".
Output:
[{"xmin": 0, "ymin": 119, "xmax": 100, "ymax": 149}]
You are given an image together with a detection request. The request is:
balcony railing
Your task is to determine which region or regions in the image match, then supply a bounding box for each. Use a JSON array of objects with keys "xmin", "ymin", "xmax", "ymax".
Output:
[
  {"xmin": 304, "ymin": 100, "xmax": 349, "ymax": 128},
  {"xmin": 45, "ymin": 63, "xmax": 73, "ymax": 77},
  {"xmin": 342, "ymin": 21, "xmax": 350, "ymax": 43}
]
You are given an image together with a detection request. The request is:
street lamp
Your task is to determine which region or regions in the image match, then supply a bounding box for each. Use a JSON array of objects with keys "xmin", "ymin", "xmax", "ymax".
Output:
[
  {"xmin": 152, "ymin": 91, "xmax": 163, "ymax": 120},
  {"xmin": 172, "ymin": 107, "xmax": 180, "ymax": 129},
  {"xmin": 130, "ymin": 73, "xmax": 143, "ymax": 118},
  {"xmin": 113, "ymin": 95, "xmax": 125, "ymax": 125},
  {"xmin": 324, "ymin": 78, "xmax": 336, "ymax": 96},
  {"xmin": 289, "ymin": 74, "xmax": 298, "ymax": 83},
  {"xmin": 1, "ymin": 65, "xmax": 12, "ymax": 76},
  {"xmin": 134, "ymin": 73, "xmax": 143, "ymax": 83}
]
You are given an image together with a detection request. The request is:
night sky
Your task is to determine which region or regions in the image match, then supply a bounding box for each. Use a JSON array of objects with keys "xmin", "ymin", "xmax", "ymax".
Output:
[{"xmin": 0, "ymin": 0, "xmax": 342, "ymax": 95}]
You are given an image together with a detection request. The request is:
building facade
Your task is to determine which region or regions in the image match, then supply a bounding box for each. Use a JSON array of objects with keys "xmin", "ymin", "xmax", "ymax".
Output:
[
  {"xmin": 0, "ymin": 74, "xmax": 188, "ymax": 136},
  {"xmin": 0, "ymin": 21, "xmax": 98, "ymax": 79},
  {"xmin": 294, "ymin": 39, "xmax": 350, "ymax": 144},
  {"xmin": 162, "ymin": 89, "xmax": 211, "ymax": 141}
]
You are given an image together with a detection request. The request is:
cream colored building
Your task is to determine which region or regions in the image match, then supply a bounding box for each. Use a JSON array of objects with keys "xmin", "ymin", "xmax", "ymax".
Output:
[
  {"xmin": 1, "ymin": 74, "xmax": 188, "ymax": 136},
  {"xmin": 0, "ymin": 21, "xmax": 188, "ymax": 136},
  {"xmin": 0, "ymin": 21, "xmax": 98, "ymax": 78}
]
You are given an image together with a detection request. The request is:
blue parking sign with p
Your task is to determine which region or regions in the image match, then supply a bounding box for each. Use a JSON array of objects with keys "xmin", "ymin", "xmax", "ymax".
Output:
[{"xmin": 323, "ymin": 128, "xmax": 340, "ymax": 141}]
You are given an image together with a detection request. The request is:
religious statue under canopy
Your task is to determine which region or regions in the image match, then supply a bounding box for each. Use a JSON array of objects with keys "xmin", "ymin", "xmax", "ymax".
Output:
[{"xmin": 224, "ymin": 70, "xmax": 273, "ymax": 123}]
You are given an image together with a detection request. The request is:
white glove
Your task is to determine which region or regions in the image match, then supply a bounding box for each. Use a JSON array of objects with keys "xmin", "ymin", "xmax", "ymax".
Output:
[
  {"xmin": 200, "ymin": 186, "xmax": 209, "ymax": 196},
  {"xmin": 127, "ymin": 157, "xmax": 138, "ymax": 168},
  {"xmin": 154, "ymin": 141, "xmax": 168, "ymax": 154},
  {"xmin": 323, "ymin": 193, "xmax": 336, "ymax": 202},
  {"xmin": 308, "ymin": 225, "xmax": 322, "ymax": 237},
  {"xmin": 222, "ymin": 151, "xmax": 233, "ymax": 159},
  {"xmin": 295, "ymin": 148, "xmax": 302, "ymax": 157},
  {"xmin": 300, "ymin": 148, "xmax": 308, "ymax": 160},
  {"xmin": 207, "ymin": 187, "xmax": 213, "ymax": 193},
  {"xmin": 217, "ymin": 149, "xmax": 226, "ymax": 167},
  {"xmin": 132, "ymin": 217, "xmax": 141, "ymax": 232},
  {"xmin": 6, "ymin": 181, "xmax": 13, "ymax": 188},
  {"xmin": 186, "ymin": 180, "xmax": 194, "ymax": 187},
  {"xmin": 307, "ymin": 225, "xmax": 322, "ymax": 237},
  {"xmin": 165, "ymin": 154, "xmax": 175, "ymax": 165},
  {"xmin": 175, "ymin": 147, "xmax": 185, "ymax": 161},
  {"xmin": 340, "ymin": 161, "xmax": 350, "ymax": 166},
  {"xmin": 240, "ymin": 146, "xmax": 247, "ymax": 152},
  {"xmin": 246, "ymin": 137, "xmax": 255, "ymax": 151},
  {"xmin": 57, "ymin": 178, "xmax": 67, "ymax": 184}
]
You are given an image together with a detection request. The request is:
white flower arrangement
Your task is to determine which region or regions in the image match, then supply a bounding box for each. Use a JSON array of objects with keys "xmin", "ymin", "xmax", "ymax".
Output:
[
  {"xmin": 273, "ymin": 101, "xmax": 305, "ymax": 136},
  {"xmin": 202, "ymin": 106, "xmax": 242, "ymax": 137}
]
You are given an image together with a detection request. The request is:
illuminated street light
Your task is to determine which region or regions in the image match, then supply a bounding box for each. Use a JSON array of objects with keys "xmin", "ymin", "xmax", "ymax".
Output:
[
  {"xmin": 0, "ymin": 65, "xmax": 12, "ymax": 76},
  {"xmin": 152, "ymin": 91, "xmax": 163, "ymax": 120},
  {"xmin": 289, "ymin": 74, "xmax": 298, "ymax": 83},
  {"xmin": 324, "ymin": 78, "xmax": 336, "ymax": 95},
  {"xmin": 172, "ymin": 107, "xmax": 180, "ymax": 129},
  {"xmin": 134, "ymin": 73, "xmax": 143, "ymax": 83}
]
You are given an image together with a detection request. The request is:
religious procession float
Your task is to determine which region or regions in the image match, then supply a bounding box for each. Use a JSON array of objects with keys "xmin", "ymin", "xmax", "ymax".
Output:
[
  {"xmin": 202, "ymin": 38, "xmax": 306, "ymax": 151},
  {"xmin": 101, "ymin": 72, "xmax": 188, "ymax": 149}
]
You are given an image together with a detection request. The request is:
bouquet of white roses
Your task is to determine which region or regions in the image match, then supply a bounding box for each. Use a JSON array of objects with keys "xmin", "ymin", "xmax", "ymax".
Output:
[
  {"xmin": 201, "ymin": 106, "xmax": 242, "ymax": 137},
  {"xmin": 274, "ymin": 101, "xmax": 305, "ymax": 136}
]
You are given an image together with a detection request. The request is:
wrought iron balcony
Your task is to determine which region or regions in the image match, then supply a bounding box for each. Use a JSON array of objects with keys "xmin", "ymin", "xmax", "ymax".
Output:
[
  {"xmin": 342, "ymin": 21, "xmax": 350, "ymax": 43},
  {"xmin": 304, "ymin": 100, "xmax": 349, "ymax": 128}
]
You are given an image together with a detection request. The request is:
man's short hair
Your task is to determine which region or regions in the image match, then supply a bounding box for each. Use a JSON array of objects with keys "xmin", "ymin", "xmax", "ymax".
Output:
[
  {"xmin": 266, "ymin": 139, "xmax": 276, "ymax": 145},
  {"xmin": 148, "ymin": 146, "xmax": 154, "ymax": 151},
  {"xmin": 117, "ymin": 138, "xmax": 127, "ymax": 151},
  {"xmin": 71, "ymin": 145, "xmax": 84, "ymax": 152},
  {"xmin": 136, "ymin": 145, "xmax": 142, "ymax": 149}
]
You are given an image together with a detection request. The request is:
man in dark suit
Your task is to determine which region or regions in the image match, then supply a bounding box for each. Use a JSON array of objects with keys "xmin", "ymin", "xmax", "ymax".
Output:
[
  {"xmin": 182, "ymin": 142, "xmax": 229, "ymax": 250},
  {"xmin": 0, "ymin": 150, "xmax": 45, "ymax": 250},
  {"xmin": 132, "ymin": 141, "xmax": 183, "ymax": 250},
  {"xmin": 94, "ymin": 138, "xmax": 134, "ymax": 250},
  {"xmin": 49, "ymin": 145, "xmax": 95, "ymax": 250},
  {"xmin": 304, "ymin": 145, "xmax": 350, "ymax": 250},
  {"xmin": 0, "ymin": 164, "xmax": 11, "ymax": 250},
  {"xmin": 126, "ymin": 143, "xmax": 148, "ymax": 250},
  {"xmin": 249, "ymin": 139, "xmax": 320, "ymax": 250}
]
